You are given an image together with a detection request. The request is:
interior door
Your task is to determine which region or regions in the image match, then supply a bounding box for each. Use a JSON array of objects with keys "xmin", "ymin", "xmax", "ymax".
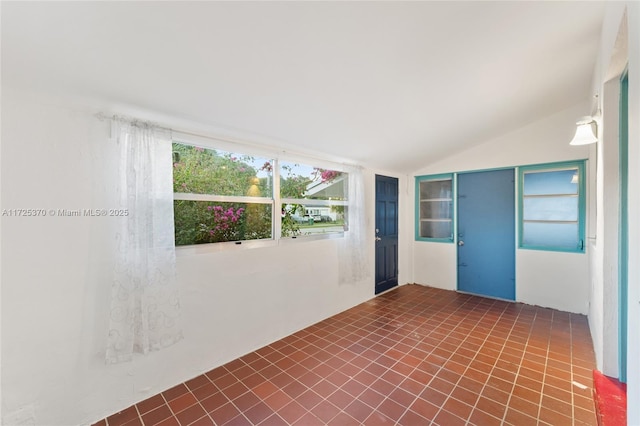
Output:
[
  {"xmin": 375, "ymin": 175, "xmax": 398, "ymax": 294},
  {"xmin": 457, "ymin": 169, "xmax": 515, "ymax": 300}
]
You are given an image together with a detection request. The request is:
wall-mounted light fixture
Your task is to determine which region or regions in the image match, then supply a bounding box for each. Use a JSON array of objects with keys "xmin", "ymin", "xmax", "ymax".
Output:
[{"xmin": 569, "ymin": 116, "xmax": 598, "ymax": 145}]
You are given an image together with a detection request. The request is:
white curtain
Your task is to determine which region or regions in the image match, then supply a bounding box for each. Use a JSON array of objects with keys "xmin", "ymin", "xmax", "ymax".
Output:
[
  {"xmin": 339, "ymin": 167, "xmax": 371, "ymax": 284},
  {"xmin": 106, "ymin": 119, "xmax": 182, "ymax": 364}
]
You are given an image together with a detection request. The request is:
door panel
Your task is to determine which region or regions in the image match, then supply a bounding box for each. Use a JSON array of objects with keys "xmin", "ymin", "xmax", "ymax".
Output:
[
  {"xmin": 457, "ymin": 169, "xmax": 515, "ymax": 300},
  {"xmin": 375, "ymin": 175, "xmax": 398, "ymax": 294}
]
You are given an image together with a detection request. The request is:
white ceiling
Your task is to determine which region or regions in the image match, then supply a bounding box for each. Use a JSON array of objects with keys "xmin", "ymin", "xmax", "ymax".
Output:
[{"xmin": 2, "ymin": 1, "xmax": 605, "ymax": 173}]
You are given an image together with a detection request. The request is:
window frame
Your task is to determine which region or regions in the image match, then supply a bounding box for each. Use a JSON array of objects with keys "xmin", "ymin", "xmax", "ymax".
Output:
[
  {"xmin": 172, "ymin": 136, "xmax": 348, "ymax": 250},
  {"xmin": 279, "ymin": 161, "xmax": 349, "ymax": 239},
  {"xmin": 518, "ymin": 160, "xmax": 586, "ymax": 253},
  {"xmin": 172, "ymin": 141, "xmax": 276, "ymax": 247},
  {"xmin": 414, "ymin": 173, "xmax": 454, "ymax": 243}
]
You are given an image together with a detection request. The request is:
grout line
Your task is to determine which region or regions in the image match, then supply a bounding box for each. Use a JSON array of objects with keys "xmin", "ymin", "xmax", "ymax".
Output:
[
  {"xmin": 454, "ymin": 299, "xmax": 519, "ymax": 424},
  {"xmin": 536, "ymin": 309, "xmax": 551, "ymax": 423},
  {"xmin": 404, "ymin": 294, "xmax": 510, "ymax": 423},
  {"xmin": 570, "ymin": 313, "xmax": 576, "ymax": 426},
  {"xmin": 499, "ymin": 303, "xmax": 539, "ymax": 425}
]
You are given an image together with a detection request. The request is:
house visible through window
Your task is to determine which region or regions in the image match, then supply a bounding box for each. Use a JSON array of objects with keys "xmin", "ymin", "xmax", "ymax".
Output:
[
  {"xmin": 279, "ymin": 161, "xmax": 347, "ymax": 238},
  {"xmin": 172, "ymin": 141, "xmax": 348, "ymax": 246},
  {"xmin": 519, "ymin": 161, "xmax": 586, "ymax": 252}
]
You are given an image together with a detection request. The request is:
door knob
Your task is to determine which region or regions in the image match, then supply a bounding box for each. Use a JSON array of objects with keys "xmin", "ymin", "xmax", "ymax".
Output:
[
  {"xmin": 375, "ymin": 237, "xmax": 382, "ymax": 242},
  {"xmin": 458, "ymin": 240, "xmax": 465, "ymax": 246}
]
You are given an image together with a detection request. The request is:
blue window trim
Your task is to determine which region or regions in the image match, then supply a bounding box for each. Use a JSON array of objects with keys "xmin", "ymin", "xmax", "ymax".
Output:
[
  {"xmin": 518, "ymin": 160, "xmax": 586, "ymax": 253},
  {"xmin": 619, "ymin": 69, "xmax": 628, "ymax": 383},
  {"xmin": 415, "ymin": 173, "xmax": 454, "ymax": 243}
]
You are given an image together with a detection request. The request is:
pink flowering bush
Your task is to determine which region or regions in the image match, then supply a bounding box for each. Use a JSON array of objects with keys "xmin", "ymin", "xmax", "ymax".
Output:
[
  {"xmin": 199, "ymin": 205, "xmax": 245, "ymax": 243},
  {"xmin": 314, "ymin": 168, "xmax": 341, "ymax": 183},
  {"xmin": 172, "ymin": 144, "xmax": 345, "ymax": 245},
  {"xmin": 172, "ymin": 143, "xmax": 272, "ymax": 245}
]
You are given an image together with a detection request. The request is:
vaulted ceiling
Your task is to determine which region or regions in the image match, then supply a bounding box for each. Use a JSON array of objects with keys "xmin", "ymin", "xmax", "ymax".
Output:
[{"xmin": 2, "ymin": 1, "xmax": 605, "ymax": 172}]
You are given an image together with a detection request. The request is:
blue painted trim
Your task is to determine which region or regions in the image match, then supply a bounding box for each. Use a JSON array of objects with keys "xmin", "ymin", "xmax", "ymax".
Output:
[
  {"xmin": 415, "ymin": 174, "xmax": 454, "ymax": 243},
  {"xmin": 619, "ymin": 70, "xmax": 628, "ymax": 383},
  {"xmin": 456, "ymin": 165, "xmax": 518, "ymax": 175},
  {"xmin": 415, "ymin": 173, "xmax": 453, "ymax": 181},
  {"xmin": 518, "ymin": 160, "xmax": 587, "ymax": 253},
  {"xmin": 518, "ymin": 159, "xmax": 587, "ymax": 173},
  {"xmin": 452, "ymin": 173, "xmax": 458, "ymax": 244}
]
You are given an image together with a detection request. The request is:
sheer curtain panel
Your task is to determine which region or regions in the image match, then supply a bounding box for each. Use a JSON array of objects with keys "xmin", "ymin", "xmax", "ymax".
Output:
[
  {"xmin": 339, "ymin": 167, "xmax": 371, "ymax": 285},
  {"xmin": 106, "ymin": 119, "xmax": 182, "ymax": 364}
]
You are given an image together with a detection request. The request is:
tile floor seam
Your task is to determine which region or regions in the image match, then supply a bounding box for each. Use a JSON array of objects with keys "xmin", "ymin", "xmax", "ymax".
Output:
[
  {"xmin": 178, "ymin": 385, "xmax": 212, "ymax": 426},
  {"xmin": 533, "ymin": 309, "xmax": 551, "ymax": 423},
  {"xmin": 499, "ymin": 302, "xmax": 538, "ymax": 425},
  {"xmin": 340, "ymin": 301, "xmax": 442, "ymax": 424},
  {"xmin": 457, "ymin": 299, "xmax": 518, "ymax": 424},
  {"xmin": 570, "ymin": 314, "xmax": 578, "ymax": 426},
  {"xmin": 546, "ymin": 310, "xmax": 574, "ymax": 425},
  {"xmin": 409, "ymin": 295, "xmax": 508, "ymax": 424}
]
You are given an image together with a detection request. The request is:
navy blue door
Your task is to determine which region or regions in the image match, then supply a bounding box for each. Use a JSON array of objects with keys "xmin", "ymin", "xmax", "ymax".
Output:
[
  {"xmin": 457, "ymin": 169, "xmax": 515, "ymax": 300},
  {"xmin": 375, "ymin": 175, "xmax": 398, "ymax": 294}
]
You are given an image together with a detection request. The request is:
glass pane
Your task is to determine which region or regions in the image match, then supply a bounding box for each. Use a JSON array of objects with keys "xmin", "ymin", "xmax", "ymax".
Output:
[
  {"xmin": 174, "ymin": 200, "xmax": 272, "ymax": 246},
  {"xmin": 420, "ymin": 180, "xmax": 452, "ymax": 200},
  {"xmin": 523, "ymin": 169, "xmax": 578, "ymax": 196},
  {"xmin": 522, "ymin": 222, "xmax": 579, "ymax": 249},
  {"xmin": 281, "ymin": 203, "xmax": 346, "ymax": 237},
  {"xmin": 523, "ymin": 196, "xmax": 578, "ymax": 221},
  {"xmin": 420, "ymin": 220, "xmax": 451, "ymax": 239},
  {"xmin": 172, "ymin": 142, "xmax": 273, "ymax": 197},
  {"xmin": 420, "ymin": 200, "xmax": 451, "ymax": 220},
  {"xmin": 280, "ymin": 161, "xmax": 347, "ymax": 201}
]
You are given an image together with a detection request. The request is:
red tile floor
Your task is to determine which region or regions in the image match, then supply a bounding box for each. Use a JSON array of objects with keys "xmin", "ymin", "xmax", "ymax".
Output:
[{"xmin": 95, "ymin": 284, "xmax": 597, "ymax": 425}]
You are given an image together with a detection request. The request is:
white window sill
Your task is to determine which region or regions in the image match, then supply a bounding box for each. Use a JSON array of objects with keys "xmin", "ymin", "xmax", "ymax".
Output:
[{"xmin": 175, "ymin": 232, "xmax": 344, "ymax": 256}]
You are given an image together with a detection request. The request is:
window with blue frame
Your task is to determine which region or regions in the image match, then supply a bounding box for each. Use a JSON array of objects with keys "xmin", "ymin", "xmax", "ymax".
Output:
[
  {"xmin": 415, "ymin": 174, "xmax": 453, "ymax": 242},
  {"xmin": 519, "ymin": 161, "xmax": 586, "ymax": 252}
]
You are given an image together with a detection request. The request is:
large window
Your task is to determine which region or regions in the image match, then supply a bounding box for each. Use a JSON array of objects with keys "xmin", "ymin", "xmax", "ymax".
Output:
[
  {"xmin": 172, "ymin": 140, "xmax": 347, "ymax": 246},
  {"xmin": 415, "ymin": 174, "xmax": 453, "ymax": 242},
  {"xmin": 519, "ymin": 161, "xmax": 586, "ymax": 252}
]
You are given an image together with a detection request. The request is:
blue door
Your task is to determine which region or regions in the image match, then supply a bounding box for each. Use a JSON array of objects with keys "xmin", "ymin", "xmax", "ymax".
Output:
[
  {"xmin": 375, "ymin": 175, "xmax": 398, "ymax": 294},
  {"xmin": 457, "ymin": 169, "xmax": 515, "ymax": 300}
]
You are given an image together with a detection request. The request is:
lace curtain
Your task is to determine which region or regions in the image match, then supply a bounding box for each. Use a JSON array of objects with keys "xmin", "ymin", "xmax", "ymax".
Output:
[
  {"xmin": 339, "ymin": 167, "xmax": 371, "ymax": 284},
  {"xmin": 106, "ymin": 119, "xmax": 182, "ymax": 364}
]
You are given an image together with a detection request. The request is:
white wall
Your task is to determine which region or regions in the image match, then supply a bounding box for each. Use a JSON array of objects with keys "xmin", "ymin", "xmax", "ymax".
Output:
[
  {"xmin": 596, "ymin": 77, "xmax": 621, "ymax": 377},
  {"xmin": 589, "ymin": 1, "xmax": 640, "ymax": 425},
  {"xmin": 586, "ymin": 0, "xmax": 626, "ymax": 381},
  {"xmin": 590, "ymin": 2, "xmax": 640, "ymax": 423},
  {"xmin": 411, "ymin": 103, "xmax": 593, "ymax": 314},
  {"xmin": 517, "ymin": 251, "xmax": 590, "ymax": 314},
  {"xmin": 0, "ymin": 88, "xmax": 409, "ymax": 425},
  {"xmin": 626, "ymin": 3, "xmax": 640, "ymax": 421},
  {"xmin": 413, "ymin": 242, "xmax": 456, "ymax": 291}
]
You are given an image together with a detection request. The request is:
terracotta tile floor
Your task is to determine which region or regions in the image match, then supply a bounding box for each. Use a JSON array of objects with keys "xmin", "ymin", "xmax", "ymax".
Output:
[{"xmin": 95, "ymin": 284, "xmax": 597, "ymax": 426}]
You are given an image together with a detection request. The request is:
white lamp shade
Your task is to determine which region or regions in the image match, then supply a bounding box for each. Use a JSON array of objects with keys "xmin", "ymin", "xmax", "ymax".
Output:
[{"xmin": 570, "ymin": 121, "xmax": 597, "ymax": 145}]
